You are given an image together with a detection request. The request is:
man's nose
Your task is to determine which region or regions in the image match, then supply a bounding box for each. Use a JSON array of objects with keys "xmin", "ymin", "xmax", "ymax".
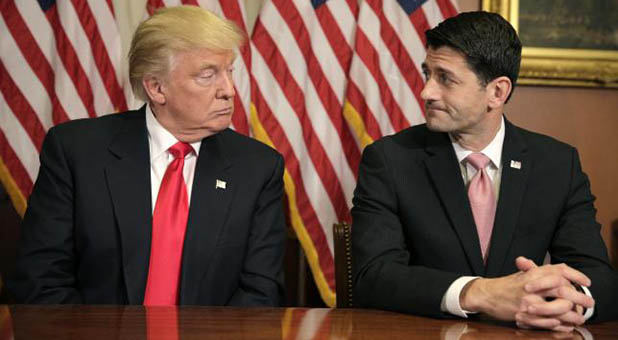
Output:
[
  {"xmin": 420, "ymin": 78, "xmax": 437, "ymax": 102},
  {"xmin": 217, "ymin": 71, "xmax": 235, "ymax": 99}
]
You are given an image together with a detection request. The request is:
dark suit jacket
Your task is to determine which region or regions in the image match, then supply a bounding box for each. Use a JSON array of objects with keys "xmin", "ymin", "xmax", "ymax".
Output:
[
  {"xmin": 352, "ymin": 119, "xmax": 618, "ymax": 322},
  {"xmin": 8, "ymin": 107, "xmax": 286, "ymax": 306}
]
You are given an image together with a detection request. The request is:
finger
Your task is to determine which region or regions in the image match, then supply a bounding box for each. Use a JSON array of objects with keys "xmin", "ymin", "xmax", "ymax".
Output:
[
  {"xmin": 517, "ymin": 304, "xmax": 581, "ymax": 331},
  {"xmin": 516, "ymin": 256, "xmax": 538, "ymax": 272},
  {"xmin": 551, "ymin": 324, "xmax": 576, "ymax": 333},
  {"xmin": 520, "ymin": 293, "xmax": 545, "ymax": 311},
  {"xmin": 555, "ymin": 311, "xmax": 587, "ymax": 326},
  {"xmin": 553, "ymin": 264, "xmax": 591, "ymax": 287},
  {"xmin": 516, "ymin": 311, "xmax": 561, "ymax": 330},
  {"xmin": 532, "ymin": 285, "xmax": 595, "ymax": 310},
  {"xmin": 525, "ymin": 274, "xmax": 570, "ymax": 293},
  {"xmin": 525, "ymin": 263, "xmax": 592, "ymax": 288},
  {"xmin": 529, "ymin": 304, "xmax": 586, "ymax": 326},
  {"xmin": 527, "ymin": 298, "xmax": 574, "ymax": 317},
  {"xmin": 552, "ymin": 285, "xmax": 595, "ymax": 309}
]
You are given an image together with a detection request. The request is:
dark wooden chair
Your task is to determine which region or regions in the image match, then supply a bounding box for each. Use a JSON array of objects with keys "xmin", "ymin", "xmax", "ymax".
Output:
[{"xmin": 333, "ymin": 222, "xmax": 353, "ymax": 307}]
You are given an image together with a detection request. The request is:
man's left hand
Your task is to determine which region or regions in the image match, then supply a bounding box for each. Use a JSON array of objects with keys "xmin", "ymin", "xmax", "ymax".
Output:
[{"xmin": 514, "ymin": 257, "xmax": 594, "ymax": 332}]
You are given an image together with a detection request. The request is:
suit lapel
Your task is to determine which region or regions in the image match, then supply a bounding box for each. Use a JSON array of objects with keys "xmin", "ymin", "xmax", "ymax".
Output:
[
  {"xmin": 104, "ymin": 108, "xmax": 152, "ymax": 304},
  {"xmin": 179, "ymin": 131, "xmax": 234, "ymax": 304},
  {"xmin": 423, "ymin": 131, "xmax": 485, "ymax": 276},
  {"xmin": 486, "ymin": 120, "xmax": 530, "ymax": 277}
]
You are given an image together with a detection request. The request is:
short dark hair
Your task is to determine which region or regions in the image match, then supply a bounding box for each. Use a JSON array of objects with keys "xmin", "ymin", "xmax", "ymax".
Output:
[{"xmin": 425, "ymin": 11, "xmax": 522, "ymax": 101}]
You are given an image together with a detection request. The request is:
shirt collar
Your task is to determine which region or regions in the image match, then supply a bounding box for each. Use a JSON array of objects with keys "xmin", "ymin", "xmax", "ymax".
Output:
[
  {"xmin": 450, "ymin": 116, "xmax": 505, "ymax": 169},
  {"xmin": 145, "ymin": 104, "xmax": 201, "ymax": 160}
]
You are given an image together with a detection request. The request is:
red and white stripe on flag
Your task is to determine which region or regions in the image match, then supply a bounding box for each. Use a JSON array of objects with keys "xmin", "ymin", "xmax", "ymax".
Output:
[
  {"xmin": 0, "ymin": 0, "xmax": 128, "ymax": 216},
  {"xmin": 250, "ymin": 0, "xmax": 359, "ymax": 307},
  {"xmin": 145, "ymin": 0, "xmax": 252, "ymax": 136},
  {"xmin": 344, "ymin": 0, "xmax": 458, "ymax": 148}
]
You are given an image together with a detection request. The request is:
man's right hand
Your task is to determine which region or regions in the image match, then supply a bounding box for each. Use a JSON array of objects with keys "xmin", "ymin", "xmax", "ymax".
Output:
[{"xmin": 459, "ymin": 257, "xmax": 594, "ymax": 331}]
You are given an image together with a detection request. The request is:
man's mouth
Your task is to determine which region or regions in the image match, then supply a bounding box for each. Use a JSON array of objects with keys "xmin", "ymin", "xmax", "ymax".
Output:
[
  {"xmin": 425, "ymin": 106, "xmax": 447, "ymax": 114},
  {"xmin": 213, "ymin": 108, "xmax": 233, "ymax": 115}
]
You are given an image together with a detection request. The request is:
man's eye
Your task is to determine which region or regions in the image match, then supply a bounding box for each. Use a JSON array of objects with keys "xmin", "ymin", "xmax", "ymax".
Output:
[
  {"xmin": 195, "ymin": 71, "xmax": 215, "ymax": 85},
  {"xmin": 439, "ymin": 73, "xmax": 452, "ymax": 84}
]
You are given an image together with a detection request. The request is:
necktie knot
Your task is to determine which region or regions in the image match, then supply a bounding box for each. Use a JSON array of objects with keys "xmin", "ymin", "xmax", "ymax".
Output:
[
  {"xmin": 168, "ymin": 142, "xmax": 193, "ymax": 160},
  {"xmin": 466, "ymin": 152, "xmax": 491, "ymax": 171}
]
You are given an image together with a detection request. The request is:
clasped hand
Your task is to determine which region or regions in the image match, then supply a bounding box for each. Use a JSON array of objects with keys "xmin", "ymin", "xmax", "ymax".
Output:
[{"xmin": 460, "ymin": 256, "xmax": 595, "ymax": 332}]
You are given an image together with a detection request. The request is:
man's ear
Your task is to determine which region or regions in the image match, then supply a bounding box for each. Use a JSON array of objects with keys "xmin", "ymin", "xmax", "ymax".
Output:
[
  {"xmin": 142, "ymin": 75, "xmax": 166, "ymax": 105},
  {"xmin": 487, "ymin": 76, "xmax": 512, "ymax": 109}
]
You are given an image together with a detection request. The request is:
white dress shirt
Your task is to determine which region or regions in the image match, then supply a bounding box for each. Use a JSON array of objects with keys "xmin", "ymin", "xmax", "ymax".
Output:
[
  {"xmin": 439, "ymin": 117, "xmax": 593, "ymax": 320},
  {"xmin": 146, "ymin": 105, "xmax": 201, "ymax": 213},
  {"xmin": 451, "ymin": 120, "xmax": 504, "ymax": 200}
]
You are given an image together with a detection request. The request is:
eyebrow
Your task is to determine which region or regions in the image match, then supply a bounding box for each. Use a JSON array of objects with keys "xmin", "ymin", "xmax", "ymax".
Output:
[
  {"xmin": 422, "ymin": 63, "xmax": 457, "ymax": 78},
  {"xmin": 198, "ymin": 63, "xmax": 217, "ymax": 71},
  {"xmin": 199, "ymin": 60, "xmax": 237, "ymax": 71},
  {"xmin": 436, "ymin": 66, "xmax": 455, "ymax": 76}
]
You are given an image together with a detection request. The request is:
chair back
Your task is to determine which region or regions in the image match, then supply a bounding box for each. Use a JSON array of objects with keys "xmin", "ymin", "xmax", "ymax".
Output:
[{"xmin": 333, "ymin": 222, "xmax": 353, "ymax": 307}]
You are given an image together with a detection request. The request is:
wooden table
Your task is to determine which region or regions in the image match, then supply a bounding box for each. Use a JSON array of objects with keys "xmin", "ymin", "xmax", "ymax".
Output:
[{"xmin": 1, "ymin": 305, "xmax": 616, "ymax": 339}]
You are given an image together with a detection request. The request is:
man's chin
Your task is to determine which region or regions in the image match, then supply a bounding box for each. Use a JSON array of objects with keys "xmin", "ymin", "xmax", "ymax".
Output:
[
  {"xmin": 425, "ymin": 119, "xmax": 451, "ymax": 133},
  {"xmin": 178, "ymin": 125, "xmax": 230, "ymax": 143}
]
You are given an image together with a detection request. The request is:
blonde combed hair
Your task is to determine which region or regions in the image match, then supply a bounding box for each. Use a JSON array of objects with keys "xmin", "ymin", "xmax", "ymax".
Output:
[{"xmin": 128, "ymin": 6, "xmax": 246, "ymax": 101}]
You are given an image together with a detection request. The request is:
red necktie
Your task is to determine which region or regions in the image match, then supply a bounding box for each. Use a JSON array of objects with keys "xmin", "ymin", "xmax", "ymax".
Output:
[
  {"xmin": 466, "ymin": 153, "xmax": 496, "ymax": 262},
  {"xmin": 144, "ymin": 142, "xmax": 193, "ymax": 306}
]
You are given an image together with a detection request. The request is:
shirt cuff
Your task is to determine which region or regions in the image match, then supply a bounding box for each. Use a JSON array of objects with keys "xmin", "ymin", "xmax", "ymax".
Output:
[
  {"xmin": 580, "ymin": 285, "xmax": 594, "ymax": 320},
  {"xmin": 440, "ymin": 276, "xmax": 479, "ymax": 318}
]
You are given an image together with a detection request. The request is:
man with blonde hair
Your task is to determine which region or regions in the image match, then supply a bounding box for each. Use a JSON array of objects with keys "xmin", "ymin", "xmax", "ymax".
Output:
[{"xmin": 9, "ymin": 6, "xmax": 286, "ymax": 306}]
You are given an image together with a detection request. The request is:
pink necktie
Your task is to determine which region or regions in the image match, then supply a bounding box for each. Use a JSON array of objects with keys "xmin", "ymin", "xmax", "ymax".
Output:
[
  {"xmin": 466, "ymin": 153, "xmax": 496, "ymax": 262},
  {"xmin": 144, "ymin": 142, "xmax": 193, "ymax": 306}
]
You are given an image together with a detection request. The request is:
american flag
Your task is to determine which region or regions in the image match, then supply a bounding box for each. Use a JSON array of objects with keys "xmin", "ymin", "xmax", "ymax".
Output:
[
  {"xmin": 0, "ymin": 0, "xmax": 457, "ymax": 306},
  {"xmin": 251, "ymin": 0, "xmax": 360, "ymax": 307},
  {"xmin": 0, "ymin": 0, "xmax": 131, "ymax": 216},
  {"xmin": 345, "ymin": 0, "xmax": 458, "ymax": 147}
]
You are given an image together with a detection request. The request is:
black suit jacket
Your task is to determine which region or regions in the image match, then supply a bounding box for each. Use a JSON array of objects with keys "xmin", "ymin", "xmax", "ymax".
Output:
[
  {"xmin": 8, "ymin": 107, "xmax": 286, "ymax": 306},
  {"xmin": 352, "ymin": 119, "xmax": 618, "ymax": 321}
]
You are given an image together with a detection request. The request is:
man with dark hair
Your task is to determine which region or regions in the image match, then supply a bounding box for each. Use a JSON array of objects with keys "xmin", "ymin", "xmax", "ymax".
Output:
[{"xmin": 352, "ymin": 11, "xmax": 618, "ymax": 332}]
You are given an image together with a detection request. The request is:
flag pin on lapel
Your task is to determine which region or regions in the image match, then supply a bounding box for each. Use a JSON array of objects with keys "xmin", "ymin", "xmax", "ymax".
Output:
[
  {"xmin": 215, "ymin": 179, "xmax": 226, "ymax": 190},
  {"xmin": 510, "ymin": 160, "xmax": 521, "ymax": 169}
]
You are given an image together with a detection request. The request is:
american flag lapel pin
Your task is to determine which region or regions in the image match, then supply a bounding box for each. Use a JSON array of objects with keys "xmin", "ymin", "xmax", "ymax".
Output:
[
  {"xmin": 510, "ymin": 160, "xmax": 521, "ymax": 169},
  {"xmin": 215, "ymin": 179, "xmax": 226, "ymax": 190}
]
